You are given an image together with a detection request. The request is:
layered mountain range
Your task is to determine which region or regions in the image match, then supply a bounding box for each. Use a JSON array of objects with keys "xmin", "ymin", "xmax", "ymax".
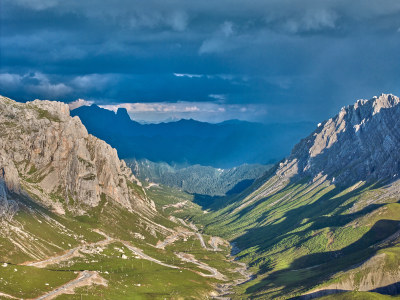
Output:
[
  {"xmin": 71, "ymin": 104, "xmax": 314, "ymax": 168},
  {"xmin": 1, "ymin": 93, "xmax": 400, "ymax": 299}
]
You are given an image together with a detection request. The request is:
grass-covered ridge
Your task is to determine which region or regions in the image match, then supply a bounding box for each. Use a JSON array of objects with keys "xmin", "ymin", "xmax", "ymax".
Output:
[{"xmin": 180, "ymin": 175, "xmax": 400, "ymax": 299}]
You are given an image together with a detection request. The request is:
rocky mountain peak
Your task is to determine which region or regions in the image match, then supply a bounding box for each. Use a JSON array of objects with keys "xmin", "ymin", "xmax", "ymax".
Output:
[
  {"xmin": 277, "ymin": 93, "xmax": 400, "ymax": 186},
  {"xmin": 0, "ymin": 96, "xmax": 155, "ymax": 216},
  {"xmin": 116, "ymin": 107, "xmax": 131, "ymax": 122}
]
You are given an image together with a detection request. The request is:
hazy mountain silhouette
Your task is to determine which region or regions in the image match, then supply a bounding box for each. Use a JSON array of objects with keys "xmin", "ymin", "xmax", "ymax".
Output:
[{"xmin": 71, "ymin": 104, "xmax": 314, "ymax": 168}]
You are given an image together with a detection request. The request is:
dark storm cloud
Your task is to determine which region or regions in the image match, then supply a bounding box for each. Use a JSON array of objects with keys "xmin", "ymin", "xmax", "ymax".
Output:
[{"xmin": 1, "ymin": 0, "xmax": 400, "ymax": 122}]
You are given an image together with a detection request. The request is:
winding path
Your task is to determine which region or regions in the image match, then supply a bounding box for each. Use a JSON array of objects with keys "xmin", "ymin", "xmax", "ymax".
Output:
[
  {"xmin": 175, "ymin": 252, "xmax": 226, "ymax": 281},
  {"xmin": 120, "ymin": 241, "xmax": 179, "ymax": 269},
  {"xmin": 0, "ymin": 292, "xmax": 19, "ymax": 299},
  {"xmin": 34, "ymin": 271, "xmax": 107, "ymax": 300},
  {"xmin": 24, "ymin": 233, "xmax": 113, "ymax": 268}
]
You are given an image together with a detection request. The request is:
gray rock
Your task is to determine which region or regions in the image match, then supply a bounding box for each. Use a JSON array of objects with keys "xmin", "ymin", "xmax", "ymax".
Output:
[
  {"xmin": 0, "ymin": 96, "xmax": 155, "ymax": 216},
  {"xmin": 277, "ymin": 93, "xmax": 400, "ymax": 186}
]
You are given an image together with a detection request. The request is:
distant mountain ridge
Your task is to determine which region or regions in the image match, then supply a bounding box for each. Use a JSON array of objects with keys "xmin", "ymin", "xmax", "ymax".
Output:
[
  {"xmin": 71, "ymin": 104, "xmax": 315, "ymax": 168},
  {"xmin": 128, "ymin": 158, "xmax": 272, "ymax": 196}
]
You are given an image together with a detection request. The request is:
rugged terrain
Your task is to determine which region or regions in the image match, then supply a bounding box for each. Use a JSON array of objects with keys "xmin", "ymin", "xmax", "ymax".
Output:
[
  {"xmin": 128, "ymin": 158, "xmax": 271, "ymax": 196},
  {"xmin": 0, "ymin": 96, "xmax": 243, "ymax": 299},
  {"xmin": 2, "ymin": 94, "xmax": 400, "ymax": 299},
  {"xmin": 188, "ymin": 94, "xmax": 400, "ymax": 299}
]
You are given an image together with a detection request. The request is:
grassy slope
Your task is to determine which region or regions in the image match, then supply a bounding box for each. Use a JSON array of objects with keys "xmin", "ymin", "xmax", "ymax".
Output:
[
  {"xmin": 179, "ymin": 176, "xmax": 400, "ymax": 299},
  {"xmin": 0, "ymin": 184, "xmax": 239, "ymax": 299}
]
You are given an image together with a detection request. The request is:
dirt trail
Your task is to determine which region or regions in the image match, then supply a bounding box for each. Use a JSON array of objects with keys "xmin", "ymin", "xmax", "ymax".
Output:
[
  {"xmin": 196, "ymin": 233, "xmax": 209, "ymax": 250},
  {"xmin": 22, "ymin": 229, "xmax": 227, "ymax": 284},
  {"xmin": 24, "ymin": 232, "xmax": 113, "ymax": 268},
  {"xmin": 34, "ymin": 271, "xmax": 107, "ymax": 300},
  {"xmin": 0, "ymin": 292, "xmax": 20, "ymax": 299},
  {"xmin": 209, "ymin": 237, "xmax": 226, "ymax": 252},
  {"xmin": 175, "ymin": 252, "xmax": 226, "ymax": 281},
  {"xmin": 120, "ymin": 240, "xmax": 179, "ymax": 269}
]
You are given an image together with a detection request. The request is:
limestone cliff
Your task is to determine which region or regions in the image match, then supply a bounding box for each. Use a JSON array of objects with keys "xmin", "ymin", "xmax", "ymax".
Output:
[
  {"xmin": 0, "ymin": 96, "xmax": 155, "ymax": 216},
  {"xmin": 278, "ymin": 93, "xmax": 400, "ymax": 185}
]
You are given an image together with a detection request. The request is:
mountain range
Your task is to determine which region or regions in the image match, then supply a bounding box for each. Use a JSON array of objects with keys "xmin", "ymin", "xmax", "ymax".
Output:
[
  {"xmin": 128, "ymin": 158, "xmax": 272, "ymax": 196},
  {"xmin": 71, "ymin": 104, "xmax": 315, "ymax": 168},
  {"xmin": 1, "ymin": 94, "xmax": 400, "ymax": 299}
]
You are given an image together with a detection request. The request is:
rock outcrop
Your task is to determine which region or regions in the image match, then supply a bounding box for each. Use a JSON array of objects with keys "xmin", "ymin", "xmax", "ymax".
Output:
[
  {"xmin": 277, "ymin": 94, "xmax": 400, "ymax": 186},
  {"xmin": 0, "ymin": 96, "xmax": 155, "ymax": 216}
]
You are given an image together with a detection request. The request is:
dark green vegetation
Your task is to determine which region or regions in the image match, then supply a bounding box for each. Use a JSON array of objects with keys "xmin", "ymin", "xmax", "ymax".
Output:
[{"xmin": 129, "ymin": 158, "xmax": 271, "ymax": 196}]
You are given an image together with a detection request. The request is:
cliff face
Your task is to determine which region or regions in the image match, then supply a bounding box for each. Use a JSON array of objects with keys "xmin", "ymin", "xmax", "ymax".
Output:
[
  {"xmin": 277, "ymin": 94, "xmax": 400, "ymax": 186},
  {"xmin": 0, "ymin": 96, "xmax": 155, "ymax": 216}
]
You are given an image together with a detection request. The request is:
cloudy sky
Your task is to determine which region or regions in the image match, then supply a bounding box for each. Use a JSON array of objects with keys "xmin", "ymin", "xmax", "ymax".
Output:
[{"xmin": 1, "ymin": 0, "xmax": 400, "ymax": 123}]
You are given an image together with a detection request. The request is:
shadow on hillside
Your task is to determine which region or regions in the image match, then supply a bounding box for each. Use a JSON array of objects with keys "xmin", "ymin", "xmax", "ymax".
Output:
[
  {"xmin": 191, "ymin": 164, "xmax": 279, "ymax": 212},
  {"xmin": 292, "ymin": 280, "xmax": 400, "ymax": 299},
  {"xmin": 292, "ymin": 289, "xmax": 348, "ymax": 300},
  {"xmin": 247, "ymin": 219, "xmax": 400, "ymax": 298},
  {"xmin": 233, "ymin": 182, "xmax": 383, "ymax": 253},
  {"xmin": 192, "ymin": 179, "xmax": 257, "ymax": 211},
  {"xmin": 371, "ymin": 281, "xmax": 400, "ymax": 295}
]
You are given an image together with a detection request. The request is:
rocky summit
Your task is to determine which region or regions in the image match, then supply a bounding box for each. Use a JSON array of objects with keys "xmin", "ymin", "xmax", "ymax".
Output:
[
  {"xmin": 0, "ymin": 96, "xmax": 155, "ymax": 217},
  {"xmin": 277, "ymin": 93, "xmax": 400, "ymax": 186}
]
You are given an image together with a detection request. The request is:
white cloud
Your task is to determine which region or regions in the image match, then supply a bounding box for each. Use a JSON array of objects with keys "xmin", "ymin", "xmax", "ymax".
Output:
[
  {"xmin": 99, "ymin": 101, "xmax": 267, "ymax": 123},
  {"xmin": 68, "ymin": 99, "xmax": 94, "ymax": 110},
  {"xmin": 168, "ymin": 11, "xmax": 189, "ymax": 31},
  {"xmin": 221, "ymin": 21, "xmax": 234, "ymax": 37},
  {"xmin": 29, "ymin": 73, "xmax": 72, "ymax": 97},
  {"xmin": 208, "ymin": 94, "xmax": 226, "ymax": 101},
  {"xmin": 0, "ymin": 73, "xmax": 23, "ymax": 88},
  {"xmin": 173, "ymin": 73, "xmax": 203, "ymax": 78},
  {"xmin": 0, "ymin": 72, "xmax": 72, "ymax": 98},
  {"xmin": 127, "ymin": 10, "xmax": 188, "ymax": 32}
]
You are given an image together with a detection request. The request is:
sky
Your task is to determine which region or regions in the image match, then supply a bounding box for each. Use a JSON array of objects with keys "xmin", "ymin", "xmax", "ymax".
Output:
[{"xmin": 1, "ymin": 0, "xmax": 400, "ymax": 123}]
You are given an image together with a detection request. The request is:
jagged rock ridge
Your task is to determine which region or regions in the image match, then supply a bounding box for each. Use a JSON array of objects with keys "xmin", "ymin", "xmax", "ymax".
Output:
[
  {"xmin": 0, "ymin": 96, "xmax": 155, "ymax": 216},
  {"xmin": 277, "ymin": 93, "xmax": 400, "ymax": 185}
]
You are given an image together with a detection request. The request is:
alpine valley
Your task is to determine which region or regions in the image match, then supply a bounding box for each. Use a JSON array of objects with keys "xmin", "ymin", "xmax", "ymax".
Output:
[{"xmin": 1, "ymin": 93, "xmax": 400, "ymax": 300}]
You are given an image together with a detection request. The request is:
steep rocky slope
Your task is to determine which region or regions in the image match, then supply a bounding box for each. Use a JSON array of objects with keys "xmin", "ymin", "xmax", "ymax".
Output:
[
  {"xmin": 0, "ymin": 96, "xmax": 241, "ymax": 299},
  {"xmin": 0, "ymin": 96, "xmax": 156, "ymax": 217},
  {"xmin": 277, "ymin": 93, "xmax": 400, "ymax": 185},
  {"xmin": 196, "ymin": 94, "xmax": 400, "ymax": 299}
]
